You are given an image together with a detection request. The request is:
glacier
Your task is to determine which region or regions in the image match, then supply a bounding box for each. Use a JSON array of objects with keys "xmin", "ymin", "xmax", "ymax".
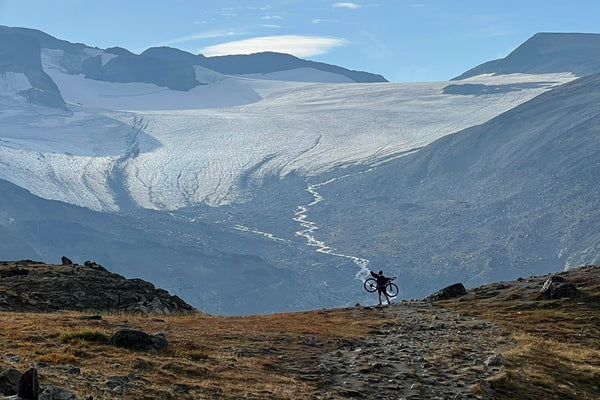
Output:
[{"xmin": 0, "ymin": 59, "xmax": 576, "ymax": 213}]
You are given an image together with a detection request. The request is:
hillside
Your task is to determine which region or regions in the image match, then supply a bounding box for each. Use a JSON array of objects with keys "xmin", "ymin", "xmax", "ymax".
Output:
[
  {"xmin": 454, "ymin": 32, "xmax": 600, "ymax": 79},
  {"xmin": 0, "ymin": 265, "xmax": 597, "ymax": 399},
  {"xmin": 311, "ymin": 72, "xmax": 600, "ymax": 298}
]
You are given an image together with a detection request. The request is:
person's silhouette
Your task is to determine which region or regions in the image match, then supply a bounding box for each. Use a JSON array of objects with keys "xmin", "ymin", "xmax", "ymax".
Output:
[{"xmin": 370, "ymin": 270, "xmax": 391, "ymax": 305}]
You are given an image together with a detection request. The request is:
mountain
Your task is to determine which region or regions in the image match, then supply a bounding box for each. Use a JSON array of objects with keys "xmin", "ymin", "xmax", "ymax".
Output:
[
  {"xmin": 0, "ymin": 25, "xmax": 386, "ymax": 110},
  {"xmin": 1, "ymin": 28, "xmax": 600, "ymax": 314},
  {"xmin": 454, "ymin": 32, "xmax": 600, "ymax": 79},
  {"xmin": 0, "ymin": 26, "xmax": 67, "ymax": 108},
  {"xmin": 309, "ymin": 72, "xmax": 600, "ymax": 297},
  {"xmin": 200, "ymin": 51, "xmax": 387, "ymax": 82}
]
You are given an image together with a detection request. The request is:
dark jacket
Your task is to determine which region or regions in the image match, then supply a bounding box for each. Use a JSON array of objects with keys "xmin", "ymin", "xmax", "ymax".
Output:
[{"xmin": 370, "ymin": 271, "xmax": 389, "ymax": 289}]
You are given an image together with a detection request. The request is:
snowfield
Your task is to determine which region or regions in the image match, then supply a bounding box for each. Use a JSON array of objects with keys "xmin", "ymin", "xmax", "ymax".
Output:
[{"xmin": 0, "ymin": 62, "xmax": 575, "ymax": 211}]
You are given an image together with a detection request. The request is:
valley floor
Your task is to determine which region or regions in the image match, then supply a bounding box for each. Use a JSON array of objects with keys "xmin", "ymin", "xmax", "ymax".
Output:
[{"xmin": 0, "ymin": 266, "xmax": 598, "ymax": 399}]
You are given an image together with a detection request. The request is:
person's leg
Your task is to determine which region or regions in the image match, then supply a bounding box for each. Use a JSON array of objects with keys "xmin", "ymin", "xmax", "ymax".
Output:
[
  {"xmin": 383, "ymin": 288, "xmax": 391, "ymax": 305},
  {"xmin": 377, "ymin": 290, "xmax": 382, "ymax": 305}
]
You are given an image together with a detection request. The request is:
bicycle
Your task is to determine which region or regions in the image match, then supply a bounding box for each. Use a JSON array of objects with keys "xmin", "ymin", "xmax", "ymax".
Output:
[{"xmin": 363, "ymin": 276, "xmax": 399, "ymax": 297}]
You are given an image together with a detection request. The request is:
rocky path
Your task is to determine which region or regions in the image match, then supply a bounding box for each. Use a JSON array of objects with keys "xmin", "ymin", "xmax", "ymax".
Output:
[{"xmin": 316, "ymin": 301, "xmax": 513, "ymax": 400}]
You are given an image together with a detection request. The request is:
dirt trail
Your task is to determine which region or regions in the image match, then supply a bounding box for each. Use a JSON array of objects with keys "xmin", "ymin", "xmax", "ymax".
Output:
[{"xmin": 316, "ymin": 301, "xmax": 512, "ymax": 399}]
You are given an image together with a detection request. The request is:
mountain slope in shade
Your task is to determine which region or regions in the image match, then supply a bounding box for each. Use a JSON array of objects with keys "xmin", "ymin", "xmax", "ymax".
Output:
[
  {"xmin": 454, "ymin": 32, "xmax": 600, "ymax": 79},
  {"xmin": 0, "ymin": 178, "xmax": 351, "ymax": 315}
]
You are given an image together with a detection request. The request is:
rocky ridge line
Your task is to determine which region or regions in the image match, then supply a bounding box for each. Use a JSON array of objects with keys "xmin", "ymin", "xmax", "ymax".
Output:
[{"xmin": 0, "ymin": 259, "xmax": 195, "ymax": 315}]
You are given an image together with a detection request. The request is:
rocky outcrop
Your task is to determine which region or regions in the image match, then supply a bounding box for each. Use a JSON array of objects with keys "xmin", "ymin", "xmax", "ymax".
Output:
[
  {"xmin": 537, "ymin": 275, "xmax": 578, "ymax": 299},
  {"xmin": 0, "ymin": 260, "xmax": 195, "ymax": 315},
  {"xmin": 424, "ymin": 282, "xmax": 467, "ymax": 301}
]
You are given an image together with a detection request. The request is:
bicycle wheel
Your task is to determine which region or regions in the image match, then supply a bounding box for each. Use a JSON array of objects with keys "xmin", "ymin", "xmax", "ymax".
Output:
[
  {"xmin": 386, "ymin": 282, "xmax": 399, "ymax": 297},
  {"xmin": 364, "ymin": 278, "xmax": 378, "ymax": 293}
]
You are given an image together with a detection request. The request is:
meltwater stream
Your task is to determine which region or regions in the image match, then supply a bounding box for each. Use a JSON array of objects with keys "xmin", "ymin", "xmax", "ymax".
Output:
[{"xmin": 293, "ymin": 176, "xmax": 372, "ymax": 281}]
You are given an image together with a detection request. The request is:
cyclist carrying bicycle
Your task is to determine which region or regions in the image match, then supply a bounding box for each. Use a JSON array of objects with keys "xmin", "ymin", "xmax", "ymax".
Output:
[{"xmin": 370, "ymin": 270, "xmax": 392, "ymax": 305}]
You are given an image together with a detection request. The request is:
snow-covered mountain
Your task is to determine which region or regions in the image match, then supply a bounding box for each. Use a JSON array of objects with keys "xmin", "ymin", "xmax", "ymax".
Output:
[{"xmin": 1, "ymin": 28, "xmax": 599, "ymax": 314}]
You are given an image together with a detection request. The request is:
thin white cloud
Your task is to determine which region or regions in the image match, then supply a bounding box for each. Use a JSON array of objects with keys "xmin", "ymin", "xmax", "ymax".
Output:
[
  {"xmin": 312, "ymin": 18, "xmax": 339, "ymax": 24},
  {"xmin": 333, "ymin": 2, "xmax": 362, "ymax": 9},
  {"xmin": 153, "ymin": 31, "xmax": 241, "ymax": 47},
  {"xmin": 200, "ymin": 35, "xmax": 347, "ymax": 57},
  {"xmin": 261, "ymin": 15, "xmax": 283, "ymax": 20}
]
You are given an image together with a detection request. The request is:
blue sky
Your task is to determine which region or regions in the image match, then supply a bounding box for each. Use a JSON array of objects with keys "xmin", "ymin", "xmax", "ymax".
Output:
[{"xmin": 1, "ymin": 0, "xmax": 599, "ymax": 82}]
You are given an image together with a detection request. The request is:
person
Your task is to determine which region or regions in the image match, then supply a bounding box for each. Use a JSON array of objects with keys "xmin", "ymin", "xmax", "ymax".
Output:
[{"xmin": 370, "ymin": 270, "xmax": 391, "ymax": 305}]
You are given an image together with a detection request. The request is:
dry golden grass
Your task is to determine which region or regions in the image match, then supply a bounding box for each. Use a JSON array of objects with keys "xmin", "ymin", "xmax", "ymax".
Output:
[
  {"xmin": 0, "ymin": 308, "xmax": 386, "ymax": 399},
  {"xmin": 439, "ymin": 271, "xmax": 600, "ymax": 400}
]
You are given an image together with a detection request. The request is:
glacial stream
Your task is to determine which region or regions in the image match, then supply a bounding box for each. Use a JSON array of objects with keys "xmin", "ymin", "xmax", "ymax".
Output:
[{"xmin": 293, "ymin": 176, "xmax": 372, "ymax": 282}]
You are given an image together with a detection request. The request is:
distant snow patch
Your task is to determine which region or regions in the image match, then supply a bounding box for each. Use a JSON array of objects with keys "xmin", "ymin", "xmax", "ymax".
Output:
[{"xmin": 0, "ymin": 72, "xmax": 32, "ymax": 95}]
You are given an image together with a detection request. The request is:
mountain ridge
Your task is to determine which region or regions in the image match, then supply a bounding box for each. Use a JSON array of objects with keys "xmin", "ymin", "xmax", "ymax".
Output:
[
  {"xmin": 0, "ymin": 24, "xmax": 386, "ymax": 109},
  {"xmin": 454, "ymin": 32, "xmax": 600, "ymax": 79}
]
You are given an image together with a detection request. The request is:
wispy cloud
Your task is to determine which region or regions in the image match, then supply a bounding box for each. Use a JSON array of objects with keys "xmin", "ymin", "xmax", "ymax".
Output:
[
  {"xmin": 333, "ymin": 2, "xmax": 362, "ymax": 9},
  {"xmin": 200, "ymin": 35, "xmax": 347, "ymax": 57},
  {"xmin": 360, "ymin": 31, "xmax": 393, "ymax": 59},
  {"xmin": 261, "ymin": 15, "xmax": 283, "ymax": 20},
  {"xmin": 312, "ymin": 18, "xmax": 339, "ymax": 24},
  {"xmin": 153, "ymin": 31, "xmax": 241, "ymax": 47}
]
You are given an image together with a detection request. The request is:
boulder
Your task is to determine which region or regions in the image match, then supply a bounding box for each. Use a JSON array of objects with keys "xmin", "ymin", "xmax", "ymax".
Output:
[
  {"xmin": 484, "ymin": 353, "xmax": 507, "ymax": 367},
  {"xmin": 0, "ymin": 368, "xmax": 21, "ymax": 395},
  {"xmin": 38, "ymin": 385, "xmax": 80, "ymax": 400},
  {"xmin": 425, "ymin": 283, "xmax": 467, "ymax": 301},
  {"xmin": 109, "ymin": 329, "xmax": 167, "ymax": 352},
  {"xmin": 17, "ymin": 368, "xmax": 39, "ymax": 400},
  {"xmin": 538, "ymin": 276, "xmax": 578, "ymax": 299},
  {"xmin": 60, "ymin": 256, "xmax": 73, "ymax": 266}
]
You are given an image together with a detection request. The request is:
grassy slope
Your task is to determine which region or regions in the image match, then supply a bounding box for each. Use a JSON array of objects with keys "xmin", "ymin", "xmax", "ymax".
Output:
[
  {"xmin": 0, "ymin": 265, "xmax": 597, "ymax": 399},
  {"xmin": 439, "ymin": 265, "xmax": 600, "ymax": 399}
]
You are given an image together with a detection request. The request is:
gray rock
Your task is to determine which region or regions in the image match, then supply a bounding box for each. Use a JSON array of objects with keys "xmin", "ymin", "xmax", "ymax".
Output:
[
  {"xmin": 104, "ymin": 375, "xmax": 135, "ymax": 393},
  {"xmin": 425, "ymin": 283, "xmax": 467, "ymax": 301},
  {"xmin": 538, "ymin": 276, "xmax": 578, "ymax": 299},
  {"xmin": 38, "ymin": 385, "xmax": 79, "ymax": 400},
  {"xmin": 484, "ymin": 353, "xmax": 507, "ymax": 367},
  {"xmin": 109, "ymin": 329, "xmax": 167, "ymax": 352},
  {"xmin": 60, "ymin": 256, "xmax": 73, "ymax": 266},
  {"xmin": 17, "ymin": 368, "xmax": 39, "ymax": 400},
  {"xmin": 0, "ymin": 369, "xmax": 21, "ymax": 395}
]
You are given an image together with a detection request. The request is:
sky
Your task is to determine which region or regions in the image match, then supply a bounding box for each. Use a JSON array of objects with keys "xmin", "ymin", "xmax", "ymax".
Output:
[{"xmin": 0, "ymin": 0, "xmax": 599, "ymax": 82}]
